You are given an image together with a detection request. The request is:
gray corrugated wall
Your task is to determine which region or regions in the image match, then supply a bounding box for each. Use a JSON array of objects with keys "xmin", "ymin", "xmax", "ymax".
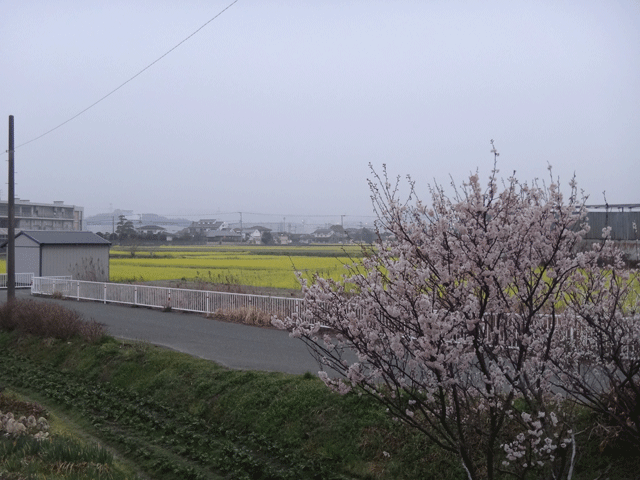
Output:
[
  {"xmin": 15, "ymin": 246, "xmax": 41, "ymax": 276},
  {"xmin": 15, "ymin": 234, "xmax": 42, "ymax": 275},
  {"xmin": 584, "ymin": 211, "xmax": 640, "ymax": 241},
  {"xmin": 40, "ymin": 245, "xmax": 110, "ymax": 281}
]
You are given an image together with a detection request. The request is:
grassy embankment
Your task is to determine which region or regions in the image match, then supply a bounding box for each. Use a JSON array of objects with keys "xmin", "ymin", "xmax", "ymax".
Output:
[{"xmin": 0, "ymin": 309, "xmax": 457, "ymax": 479}]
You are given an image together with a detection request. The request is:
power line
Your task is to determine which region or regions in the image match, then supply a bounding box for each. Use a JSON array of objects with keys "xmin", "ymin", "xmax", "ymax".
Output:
[
  {"xmin": 8, "ymin": 0, "xmax": 239, "ymax": 152},
  {"xmin": 87, "ymin": 211, "xmax": 377, "ymax": 220},
  {"xmin": 162, "ymin": 212, "xmax": 376, "ymax": 219}
]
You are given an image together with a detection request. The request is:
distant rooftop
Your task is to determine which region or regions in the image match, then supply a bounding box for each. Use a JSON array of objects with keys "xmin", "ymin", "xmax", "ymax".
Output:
[
  {"xmin": 0, "ymin": 199, "xmax": 83, "ymax": 208},
  {"xmin": 585, "ymin": 204, "xmax": 640, "ymax": 210}
]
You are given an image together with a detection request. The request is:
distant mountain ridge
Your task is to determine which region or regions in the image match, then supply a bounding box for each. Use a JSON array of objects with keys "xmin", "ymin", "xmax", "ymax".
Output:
[{"xmin": 86, "ymin": 210, "xmax": 191, "ymax": 227}]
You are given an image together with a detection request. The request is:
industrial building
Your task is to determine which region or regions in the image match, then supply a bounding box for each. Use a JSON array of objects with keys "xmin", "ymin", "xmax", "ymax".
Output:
[{"xmin": 583, "ymin": 205, "xmax": 640, "ymax": 262}]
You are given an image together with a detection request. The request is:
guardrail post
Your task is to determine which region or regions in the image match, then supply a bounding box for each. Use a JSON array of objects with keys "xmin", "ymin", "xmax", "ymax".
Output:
[
  {"xmin": 77, "ymin": 281, "xmax": 80, "ymax": 301},
  {"xmin": 104, "ymin": 283, "xmax": 107, "ymax": 304},
  {"xmin": 134, "ymin": 286, "xmax": 138, "ymax": 305}
]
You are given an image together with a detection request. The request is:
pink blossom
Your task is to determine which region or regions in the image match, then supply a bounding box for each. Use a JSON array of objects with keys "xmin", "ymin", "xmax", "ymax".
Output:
[{"xmin": 272, "ymin": 162, "xmax": 638, "ymax": 480}]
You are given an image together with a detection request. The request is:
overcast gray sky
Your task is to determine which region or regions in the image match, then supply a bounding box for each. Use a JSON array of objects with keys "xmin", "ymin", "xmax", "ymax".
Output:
[{"xmin": 2, "ymin": 1, "xmax": 639, "ymax": 221}]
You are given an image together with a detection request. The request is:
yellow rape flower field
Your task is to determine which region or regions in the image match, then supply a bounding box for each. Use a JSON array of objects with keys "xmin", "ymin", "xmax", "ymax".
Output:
[{"xmin": 110, "ymin": 245, "xmax": 364, "ymax": 290}]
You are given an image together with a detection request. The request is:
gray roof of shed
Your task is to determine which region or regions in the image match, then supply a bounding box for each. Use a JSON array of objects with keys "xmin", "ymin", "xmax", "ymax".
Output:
[{"xmin": 15, "ymin": 231, "xmax": 111, "ymax": 246}]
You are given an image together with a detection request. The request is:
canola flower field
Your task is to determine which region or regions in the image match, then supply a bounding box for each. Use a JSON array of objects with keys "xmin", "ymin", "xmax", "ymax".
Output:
[{"xmin": 111, "ymin": 245, "xmax": 364, "ymax": 289}]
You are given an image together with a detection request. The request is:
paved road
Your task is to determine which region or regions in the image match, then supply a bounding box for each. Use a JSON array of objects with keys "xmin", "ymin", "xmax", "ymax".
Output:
[{"xmin": 0, "ymin": 289, "xmax": 322, "ymax": 375}]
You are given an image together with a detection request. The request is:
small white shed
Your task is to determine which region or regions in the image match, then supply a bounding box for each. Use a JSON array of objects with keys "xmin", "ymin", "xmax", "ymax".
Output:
[{"xmin": 10, "ymin": 231, "xmax": 111, "ymax": 281}]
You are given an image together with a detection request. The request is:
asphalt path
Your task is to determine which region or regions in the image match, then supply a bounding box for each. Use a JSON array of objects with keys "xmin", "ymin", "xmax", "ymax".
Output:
[{"xmin": 0, "ymin": 289, "xmax": 323, "ymax": 376}]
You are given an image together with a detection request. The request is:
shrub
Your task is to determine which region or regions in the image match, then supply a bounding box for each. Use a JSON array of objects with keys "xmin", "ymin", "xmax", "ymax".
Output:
[
  {"xmin": 214, "ymin": 307, "xmax": 272, "ymax": 327},
  {"xmin": 0, "ymin": 300, "xmax": 105, "ymax": 343}
]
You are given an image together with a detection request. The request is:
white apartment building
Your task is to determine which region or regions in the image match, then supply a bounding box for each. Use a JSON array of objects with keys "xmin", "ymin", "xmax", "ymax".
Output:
[{"xmin": 0, "ymin": 199, "xmax": 84, "ymax": 234}]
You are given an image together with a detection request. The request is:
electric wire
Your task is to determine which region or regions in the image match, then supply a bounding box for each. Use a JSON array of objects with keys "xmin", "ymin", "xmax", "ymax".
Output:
[
  {"xmin": 6, "ymin": 0, "xmax": 238, "ymax": 152},
  {"xmin": 4, "ymin": 1, "xmax": 377, "ymax": 223}
]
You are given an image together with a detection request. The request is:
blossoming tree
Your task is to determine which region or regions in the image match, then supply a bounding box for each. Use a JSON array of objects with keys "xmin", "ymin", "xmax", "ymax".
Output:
[{"xmin": 274, "ymin": 154, "xmax": 639, "ymax": 479}]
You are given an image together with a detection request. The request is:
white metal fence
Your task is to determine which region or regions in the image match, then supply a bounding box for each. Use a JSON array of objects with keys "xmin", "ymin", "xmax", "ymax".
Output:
[
  {"xmin": 31, "ymin": 277, "xmax": 302, "ymax": 319},
  {"xmin": 0, "ymin": 273, "xmax": 36, "ymax": 288},
  {"xmin": 25, "ymin": 277, "xmax": 638, "ymax": 360}
]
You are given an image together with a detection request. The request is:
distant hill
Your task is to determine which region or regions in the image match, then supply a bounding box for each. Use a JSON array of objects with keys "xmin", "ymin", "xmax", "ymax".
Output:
[
  {"xmin": 85, "ymin": 211, "xmax": 191, "ymax": 227},
  {"xmin": 139, "ymin": 213, "xmax": 191, "ymax": 226}
]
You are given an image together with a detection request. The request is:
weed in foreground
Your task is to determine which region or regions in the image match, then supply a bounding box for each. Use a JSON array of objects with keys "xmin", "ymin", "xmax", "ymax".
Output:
[
  {"xmin": 0, "ymin": 299, "xmax": 106, "ymax": 343},
  {"xmin": 0, "ymin": 392, "xmax": 135, "ymax": 480}
]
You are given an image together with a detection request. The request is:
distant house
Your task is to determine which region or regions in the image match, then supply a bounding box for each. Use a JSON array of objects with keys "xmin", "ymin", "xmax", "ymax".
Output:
[
  {"xmin": 311, "ymin": 226, "xmax": 349, "ymax": 243},
  {"xmin": 4, "ymin": 231, "xmax": 111, "ymax": 281},
  {"xmin": 136, "ymin": 225, "xmax": 166, "ymax": 235},
  {"xmin": 289, "ymin": 233, "xmax": 312, "ymax": 244},
  {"xmin": 246, "ymin": 226, "xmax": 272, "ymax": 244},
  {"xmin": 276, "ymin": 233, "xmax": 291, "ymax": 245},
  {"xmin": 312, "ymin": 228, "xmax": 333, "ymax": 239},
  {"xmin": 188, "ymin": 219, "xmax": 227, "ymax": 235},
  {"xmin": 206, "ymin": 230, "xmax": 242, "ymax": 243}
]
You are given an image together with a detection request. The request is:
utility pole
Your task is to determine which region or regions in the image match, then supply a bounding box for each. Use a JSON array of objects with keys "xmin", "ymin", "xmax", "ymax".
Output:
[{"xmin": 7, "ymin": 116, "xmax": 15, "ymax": 301}]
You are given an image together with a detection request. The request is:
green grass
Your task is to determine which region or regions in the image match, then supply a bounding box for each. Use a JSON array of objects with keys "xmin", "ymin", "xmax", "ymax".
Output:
[
  {"xmin": 0, "ymin": 434, "xmax": 129, "ymax": 480},
  {"xmin": 0, "ymin": 331, "xmax": 460, "ymax": 480},
  {"xmin": 0, "ymin": 391, "xmax": 139, "ymax": 479},
  {"xmin": 0, "ymin": 328, "xmax": 639, "ymax": 479}
]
